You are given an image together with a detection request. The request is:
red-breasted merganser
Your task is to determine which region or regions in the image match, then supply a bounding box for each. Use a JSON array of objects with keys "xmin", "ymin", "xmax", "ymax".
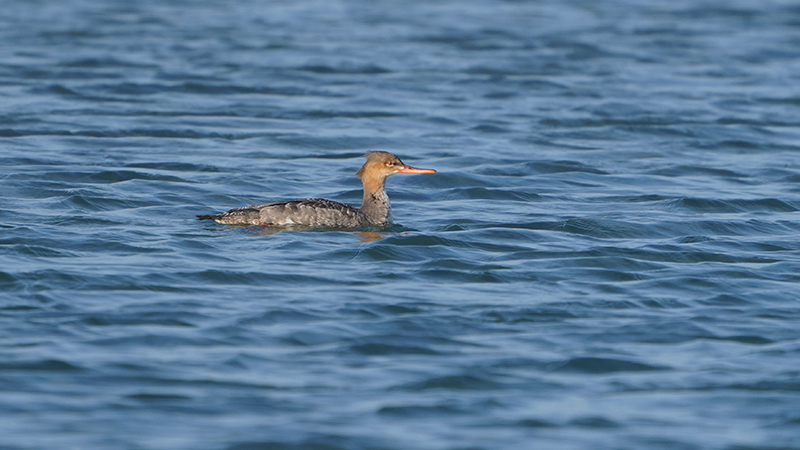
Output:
[{"xmin": 198, "ymin": 151, "xmax": 436, "ymax": 228}]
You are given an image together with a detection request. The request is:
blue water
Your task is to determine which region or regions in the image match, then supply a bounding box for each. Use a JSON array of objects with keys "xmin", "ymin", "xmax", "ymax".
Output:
[{"xmin": 2, "ymin": 0, "xmax": 800, "ymax": 449}]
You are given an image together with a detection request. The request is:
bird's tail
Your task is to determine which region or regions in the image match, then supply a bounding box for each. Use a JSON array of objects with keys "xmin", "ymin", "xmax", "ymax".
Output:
[{"xmin": 197, "ymin": 214, "xmax": 219, "ymax": 221}]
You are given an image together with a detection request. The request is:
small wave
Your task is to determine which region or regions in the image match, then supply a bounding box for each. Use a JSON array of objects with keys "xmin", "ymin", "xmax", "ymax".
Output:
[
  {"xmin": 0, "ymin": 129, "xmax": 22, "ymax": 137},
  {"xmin": 60, "ymin": 190, "xmax": 155, "ymax": 212},
  {"xmin": 550, "ymin": 357, "xmax": 666, "ymax": 374},
  {"xmin": 470, "ymin": 123, "xmax": 512, "ymax": 133},
  {"xmin": 479, "ymin": 308, "xmax": 578, "ymax": 324},
  {"xmin": 278, "ymin": 109, "xmax": 405, "ymax": 119},
  {"xmin": 125, "ymin": 393, "xmax": 193, "ymax": 402},
  {"xmin": 395, "ymin": 374, "xmax": 503, "ymax": 391},
  {"xmin": 648, "ymin": 165, "xmax": 746, "ymax": 178},
  {"xmin": 525, "ymin": 160, "xmax": 607, "ymax": 175},
  {"xmin": 377, "ymin": 403, "xmax": 469, "ymax": 417},
  {"xmin": 90, "ymin": 82, "xmax": 322, "ymax": 97},
  {"xmin": 347, "ymin": 342, "xmax": 441, "ymax": 356},
  {"xmin": 61, "ymin": 57, "xmax": 157, "ymax": 69},
  {"xmin": 442, "ymin": 187, "xmax": 541, "ymax": 201},
  {"xmin": 0, "ymin": 128, "xmax": 257, "ymax": 139},
  {"xmin": 71, "ymin": 170, "xmax": 190, "ymax": 184},
  {"xmin": 296, "ymin": 64, "xmax": 391, "ymax": 75},
  {"xmin": 76, "ymin": 312, "xmax": 198, "ymax": 328},
  {"xmin": 0, "ymin": 359, "xmax": 83, "ymax": 372},
  {"xmin": 123, "ymin": 162, "xmax": 221, "ymax": 173},
  {"xmin": 236, "ymin": 309, "xmax": 326, "ymax": 326},
  {"xmin": 664, "ymin": 197, "xmax": 799, "ymax": 214},
  {"xmin": 560, "ymin": 217, "xmax": 665, "ymax": 239}
]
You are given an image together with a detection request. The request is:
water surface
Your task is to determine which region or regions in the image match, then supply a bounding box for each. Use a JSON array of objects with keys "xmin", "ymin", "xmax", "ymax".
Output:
[{"xmin": 2, "ymin": 1, "xmax": 800, "ymax": 449}]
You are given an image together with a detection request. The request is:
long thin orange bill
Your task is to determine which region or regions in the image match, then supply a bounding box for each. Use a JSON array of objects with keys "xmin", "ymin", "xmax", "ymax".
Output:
[{"xmin": 398, "ymin": 165, "xmax": 436, "ymax": 174}]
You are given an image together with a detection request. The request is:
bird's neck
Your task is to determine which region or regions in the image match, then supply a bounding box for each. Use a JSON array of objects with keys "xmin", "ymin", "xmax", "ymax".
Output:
[{"xmin": 359, "ymin": 176, "xmax": 391, "ymax": 225}]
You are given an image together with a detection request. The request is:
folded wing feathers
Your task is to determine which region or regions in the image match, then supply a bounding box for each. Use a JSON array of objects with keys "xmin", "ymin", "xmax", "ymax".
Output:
[{"xmin": 199, "ymin": 198, "xmax": 366, "ymax": 227}]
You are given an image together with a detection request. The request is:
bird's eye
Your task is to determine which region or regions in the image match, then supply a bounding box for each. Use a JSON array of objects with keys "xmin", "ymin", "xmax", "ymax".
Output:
[{"xmin": 386, "ymin": 162, "xmax": 395, "ymax": 166}]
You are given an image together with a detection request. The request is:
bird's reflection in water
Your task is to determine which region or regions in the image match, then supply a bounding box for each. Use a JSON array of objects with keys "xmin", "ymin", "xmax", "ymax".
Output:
[
  {"xmin": 355, "ymin": 231, "xmax": 386, "ymax": 242},
  {"xmin": 251, "ymin": 225, "xmax": 282, "ymax": 236},
  {"xmin": 246, "ymin": 225, "xmax": 388, "ymax": 242}
]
